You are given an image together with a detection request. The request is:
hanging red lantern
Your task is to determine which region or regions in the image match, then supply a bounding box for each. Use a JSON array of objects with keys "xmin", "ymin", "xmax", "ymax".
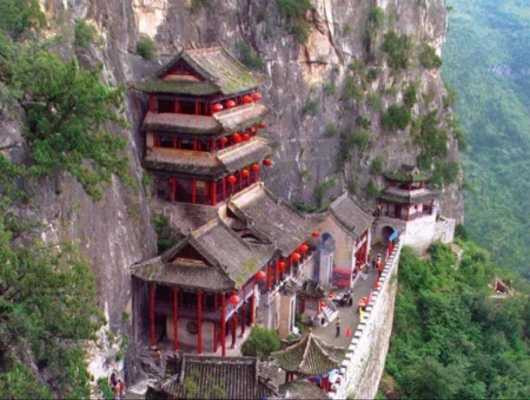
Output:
[
  {"xmin": 220, "ymin": 136, "xmax": 229, "ymax": 145},
  {"xmin": 242, "ymin": 95, "xmax": 253, "ymax": 104},
  {"xmin": 252, "ymin": 92, "xmax": 262, "ymax": 101},
  {"xmin": 256, "ymin": 270, "xmax": 267, "ymax": 282},
  {"xmin": 241, "ymin": 169, "xmax": 250, "ymax": 178},
  {"xmin": 212, "ymin": 103, "xmax": 223, "ymax": 113},
  {"xmin": 278, "ymin": 261, "xmax": 287, "ymax": 271},
  {"xmin": 229, "ymin": 293, "xmax": 240, "ymax": 305},
  {"xmin": 232, "ymin": 133, "xmax": 242, "ymax": 143},
  {"xmin": 311, "ymin": 230, "xmax": 320, "ymax": 238},
  {"xmin": 251, "ymin": 163, "xmax": 260, "ymax": 173},
  {"xmin": 225, "ymin": 99, "xmax": 237, "ymax": 109},
  {"xmin": 299, "ymin": 244, "xmax": 309, "ymax": 254},
  {"xmin": 291, "ymin": 252, "xmax": 301, "ymax": 263},
  {"xmin": 263, "ymin": 159, "xmax": 273, "ymax": 167},
  {"xmin": 250, "ymin": 126, "xmax": 257, "ymax": 134},
  {"xmin": 227, "ymin": 175, "xmax": 237, "ymax": 185},
  {"xmin": 242, "ymin": 133, "xmax": 251, "ymax": 141}
]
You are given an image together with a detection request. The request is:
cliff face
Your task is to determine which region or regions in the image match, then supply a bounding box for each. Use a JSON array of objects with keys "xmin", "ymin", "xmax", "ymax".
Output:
[{"xmin": 9, "ymin": 0, "xmax": 460, "ymax": 378}]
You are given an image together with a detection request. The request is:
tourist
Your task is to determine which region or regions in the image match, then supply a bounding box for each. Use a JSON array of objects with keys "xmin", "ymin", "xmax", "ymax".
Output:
[
  {"xmin": 115, "ymin": 378, "xmax": 125, "ymax": 400},
  {"xmin": 335, "ymin": 317, "xmax": 341, "ymax": 337},
  {"xmin": 109, "ymin": 372, "xmax": 117, "ymax": 393}
]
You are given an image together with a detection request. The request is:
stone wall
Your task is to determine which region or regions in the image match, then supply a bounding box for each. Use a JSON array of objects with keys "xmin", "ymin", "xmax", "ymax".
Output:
[
  {"xmin": 434, "ymin": 216, "xmax": 456, "ymax": 244},
  {"xmin": 331, "ymin": 241, "xmax": 402, "ymax": 400}
]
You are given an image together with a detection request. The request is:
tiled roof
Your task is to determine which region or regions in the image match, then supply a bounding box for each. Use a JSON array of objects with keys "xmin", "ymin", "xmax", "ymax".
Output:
[
  {"xmin": 144, "ymin": 137, "xmax": 272, "ymax": 178},
  {"xmin": 329, "ymin": 193, "xmax": 374, "ymax": 237},
  {"xmin": 142, "ymin": 104, "xmax": 267, "ymax": 135},
  {"xmin": 148, "ymin": 355, "xmax": 276, "ymax": 399},
  {"xmin": 379, "ymin": 187, "xmax": 438, "ymax": 204},
  {"xmin": 131, "ymin": 218, "xmax": 274, "ymax": 290},
  {"xmin": 384, "ymin": 164, "xmax": 431, "ymax": 183},
  {"xmin": 272, "ymin": 332, "xmax": 345, "ymax": 376},
  {"xmin": 133, "ymin": 79, "xmax": 220, "ymax": 95},
  {"xmin": 229, "ymin": 183, "xmax": 313, "ymax": 257}
]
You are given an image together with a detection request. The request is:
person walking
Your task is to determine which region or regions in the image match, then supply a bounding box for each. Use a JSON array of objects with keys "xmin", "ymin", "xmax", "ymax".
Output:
[{"xmin": 335, "ymin": 317, "xmax": 341, "ymax": 337}]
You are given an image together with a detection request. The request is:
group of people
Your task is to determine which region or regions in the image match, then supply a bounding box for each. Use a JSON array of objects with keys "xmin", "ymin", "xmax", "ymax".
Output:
[{"xmin": 109, "ymin": 373, "xmax": 125, "ymax": 400}]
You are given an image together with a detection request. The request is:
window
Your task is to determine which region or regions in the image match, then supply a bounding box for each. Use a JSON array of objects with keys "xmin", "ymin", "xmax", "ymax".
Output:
[{"xmin": 158, "ymin": 99, "xmax": 174, "ymax": 113}]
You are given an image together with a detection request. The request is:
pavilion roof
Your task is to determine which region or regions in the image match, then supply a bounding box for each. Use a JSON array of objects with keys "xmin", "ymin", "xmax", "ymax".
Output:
[
  {"xmin": 329, "ymin": 193, "xmax": 374, "ymax": 238},
  {"xmin": 384, "ymin": 164, "xmax": 431, "ymax": 183},
  {"xmin": 228, "ymin": 183, "xmax": 313, "ymax": 257},
  {"xmin": 133, "ymin": 79, "xmax": 220, "ymax": 96},
  {"xmin": 272, "ymin": 332, "xmax": 345, "ymax": 376},
  {"xmin": 142, "ymin": 103, "xmax": 268, "ymax": 135},
  {"xmin": 143, "ymin": 137, "xmax": 272, "ymax": 178},
  {"xmin": 148, "ymin": 354, "xmax": 276, "ymax": 399},
  {"xmin": 131, "ymin": 218, "xmax": 274, "ymax": 290},
  {"xmin": 280, "ymin": 380, "xmax": 330, "ymax": 399},
  {"xmin": 379, "ymin": 187, "xmax": 439, "ymax": 204}
]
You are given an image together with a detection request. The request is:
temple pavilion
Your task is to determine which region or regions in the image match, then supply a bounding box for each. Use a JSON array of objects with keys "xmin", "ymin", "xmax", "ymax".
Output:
[{"xmin": 131, "ymin": 46, "xmax": 318, "ymax": 356}]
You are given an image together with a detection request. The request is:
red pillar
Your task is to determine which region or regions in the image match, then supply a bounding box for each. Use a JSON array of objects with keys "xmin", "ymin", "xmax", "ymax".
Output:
[
  {"xmin": 231, "ymin": 315, "xmax": 237, "ymax": 348},
  {"xmin": 212, "ymin": 323, "xmax": 217, "ymax": 352},
  {"xmin": 148, "ymin": 282, "xmax": 156, "ymax": 347},
  {"xmin": 197, "ymin": 290, "xmax": 203, "ymax": 354},
  {"xmin": 210, "ymin": 181, "xmax": 217, "ymax": 206},
  {"xmin": 250, "ymin": 294, "xmax": 255, "ymax": 325},
  {"xmin": 240, "ymin": 302, "xmax": 246, "ymax": 336},
  {"xmin": 275, "ymin": 260, "xmax": 280, "ymax": 284},
  {"xmin": 222, "ymin": 177, "xmax": 227, "ymax": 200},
  {"xmin": 191, "ymin": 178, "xmax": 197, "ymax": 204},
  {"xmin": 148, "ymin": 95, "xmax": 158, "ymax": 112},
  {"xmin": 169, "ymin": 177, "xmax": 177, "ymax": 202},
  {"xmin": 267, "ymin": 264, "xmax": 272, "ymax": 290},
  {"xmin": 172, "ymin": 287, "xmax": 179, "ymax": 351},
  {"xmin": 173, "ymin": 100, "xmax": 180, "ymax": 113},
  {"xmin": 220, "ymin": 293, "xmax": 226, "ymax": 357}
]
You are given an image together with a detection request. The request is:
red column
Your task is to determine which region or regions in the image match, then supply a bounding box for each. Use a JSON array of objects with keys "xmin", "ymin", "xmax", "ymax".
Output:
[
  {"xmin": 173, "ymin": 100, "xmax": 180, "ymax": 113},
  {"xmin": 222, "ymin": 177, "xmax": 227, "ymax": 200},
  {"xmin": 231, "ymin": 315, "xmax": 238, "ymax": 348},
  {"xmin": 148, "ymin": 282, "xmax": 156, "ymax": 346},
  {"xmin": 197, "ymin": 290, "xmax": 203, "ymax": 354},
  {"xmin": 250, "ymin": 295, "xmax": 255, "ymax": 325},
  {"xmin": 148, "ymin": 95, "xmax": 157, "ymax": 112},
  {"xmin": 172, "ymin": 287, "xmax": 179, "ymax": 351},
  {"xmin": 191, "ymin": 178, "xmax": 197, "ymax": 204},
  {"xmin": 195, "ymin": 100, "xmax": 199, "ymax": 115},
  {"xmin": 169, "ymin": 177, "xmax": 177, "ymax": 202},
  {"xmin": 240, "ymin": 302, "xmax": 246, "ymax": 336},
  {"xmin": 267, "ymin": 264, "xmax": 272, "ymax": 290},
  {"xmin": 275, "ymin": 260, "xmax": 280, "ymax": 284},
  {"xmin": 210, "ymin": 181, "xmax": 217, "ymax": 206},
  {"xmin": 212, "ymin": 323, "xmax": 217, "ymax": 352},
  {"xmin": 153, "ymin": 134, "xmax": 161, "ymax": 147},
  {"xmin": 220, "ymin": 293, "xmax": 226, "ymax": 357}
]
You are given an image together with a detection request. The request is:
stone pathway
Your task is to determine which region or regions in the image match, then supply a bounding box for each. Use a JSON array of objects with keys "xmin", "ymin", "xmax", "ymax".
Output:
[{"xmin": 313, "ymin": 269, "xmax": 378, "ymax": 348}]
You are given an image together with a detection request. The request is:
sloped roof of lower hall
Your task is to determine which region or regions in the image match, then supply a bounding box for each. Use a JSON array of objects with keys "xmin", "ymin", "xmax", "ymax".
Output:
[
  {"xmin": 228, "ymin": 183, "xmax": 314, "ymax": 257},
  {"xmin": 144, "ymin": 136, "xmax": 272, "ymax": 177},
  {"xmin": 280, "ymin": 380, "xmax": 330, "ymax": 399},
  {"xmin": 272, "ymin": 332, "xmax": 345, "ymax": 376},
  {"xmin": 142, "ymin": 103, "xmax": 268, "ymax": 135},
  {"xmin": 329, "ymin": 193, "xmax": 374, "ymax": 238},
  {"xmin": 131, "ymin": 218, "xmax": 274, "ymax": 291},
  {"xmin": 149, "ymin": 354, "xmax": 277, "ymax": 400}
]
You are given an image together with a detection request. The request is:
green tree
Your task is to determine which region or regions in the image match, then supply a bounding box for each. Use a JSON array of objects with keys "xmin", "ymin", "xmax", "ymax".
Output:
[
  {"xmin": 381, "ymin": 104, "xmax": 411, "ymax": 130},
  {"xmin": 136, "ymin": 35, "xmax": 156, "ymax": 60},
  {"xmin": 382, "ymin": 31, "xmax": 412, "ymax": 70},
  {"xmin": 241, "ymin": 326, "xmax": 281, "ymax": 358},
  {"xmin": 0, "ymin": 0, "xmax": 44, "ymax": 40}
]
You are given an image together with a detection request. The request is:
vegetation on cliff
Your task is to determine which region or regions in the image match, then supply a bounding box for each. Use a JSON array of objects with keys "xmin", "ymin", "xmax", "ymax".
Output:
[
  {"xmin": 382, "ymin": 237, "xmax": 530, "ymax": 399},
  {"xmin": 443, "ymin": 0, "xmax": 530, "ymax": 277}
]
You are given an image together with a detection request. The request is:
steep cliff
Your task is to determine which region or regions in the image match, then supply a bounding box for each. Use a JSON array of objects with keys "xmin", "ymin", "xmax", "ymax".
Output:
[{"xmin": 5, "ymin": 0, "xmax": 461, "ymax": 385}]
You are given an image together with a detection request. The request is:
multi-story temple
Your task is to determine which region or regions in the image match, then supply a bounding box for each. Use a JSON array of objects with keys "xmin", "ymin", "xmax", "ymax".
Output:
[{"xmin": 131, "ymin": 47, "xmax": 319, "ymax": 357}]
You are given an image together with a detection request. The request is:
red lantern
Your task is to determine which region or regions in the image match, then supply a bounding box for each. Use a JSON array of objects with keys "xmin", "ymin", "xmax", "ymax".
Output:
[
  {"xmin": 252, "ymin": 92, "xmax": 262, "ymax": 101},
  {"xmin": 278, "ymin": 261, "xmax": 286, "ymax": 271},
  {"xmin": 229, "ymin": 293, "xmax": 240, "ymax": 305},
  {"xmin": 291, "ymin": 252, "xmax": 301, "ymax": 263},
  {"xmin": 250, "ymin": 126, "xmax": 257, "ymax": 134},
  {"xmin": 212, "ymin": 103, "xmax": 223, "ymax": 113},
  {"xmin": 225, "ymin": 99, "xmax": 236, "ymax": 109},
  {"xmin": 300, "ymin": 244, "xmax": 309, "ymax": 254},
  {"xmin": 251, "ymin": 163, "xmax": 260, "ymax": 173},
  {"xmin": 232, "ymin": 133, "xmax": 242, "ymax": 143},
  {"xmin": 256, "ymin": 270, "xmax": 267, "ymax": 282},
  {"xmin": 227, "ymin": 175, "xmax": 237, "ymax": 185},
  {"xmin": 263, "ymin": 159, "xmax": 273, "ymax": 167},
  {"xmin": 242, "ymin": 95, "xmax": 253, "ymax": 104},
  {"xmin": 311, "ymin": 230, "xmax": 320, "ymax": 238},
  {"xmin": 258, "ymin": 122, "xmax": 266, "ymax": 129},
  {"xmin": 241, "ymin": 169, "xmax": 250, "ymax": 178},
  {"xmin": 242, "ymin": 133, "xmax": 251, "ymax": 141},
  {"xmin": 220, "ymin": 136, "xmax": 229, "ymax": 145}
]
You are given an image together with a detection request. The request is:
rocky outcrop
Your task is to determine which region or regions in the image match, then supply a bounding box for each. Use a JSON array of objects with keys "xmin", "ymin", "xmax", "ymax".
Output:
[{"xmin": 6, "ymin": 0, "xmax": 461, "ymax": 385}]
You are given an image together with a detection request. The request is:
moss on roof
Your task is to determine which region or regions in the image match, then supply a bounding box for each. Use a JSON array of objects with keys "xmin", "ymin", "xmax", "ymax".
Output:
[
  {"xmin": 133, "ymin": 79, "xmax": 220, "ymax": 95},
  {"xmin": 384, "ymin": 167, "xmax": 431, "ymax": 183}
]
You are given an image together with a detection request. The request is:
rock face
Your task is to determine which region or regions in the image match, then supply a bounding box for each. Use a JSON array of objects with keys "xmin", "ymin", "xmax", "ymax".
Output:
[{"xmin": 9, "ymin": 0, "xmax": 461, "ymax": 386}]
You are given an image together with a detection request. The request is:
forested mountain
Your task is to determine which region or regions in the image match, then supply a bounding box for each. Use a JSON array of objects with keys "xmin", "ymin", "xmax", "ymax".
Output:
[{"xmin": 443, "ymin": 0, "xmax": 530, "ymax": 278}]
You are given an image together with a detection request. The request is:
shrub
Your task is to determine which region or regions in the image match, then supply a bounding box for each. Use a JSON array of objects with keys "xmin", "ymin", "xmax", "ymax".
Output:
[
  {"xmin": 136, "ymin": 35, "xmax": 155, "ymax": 60},
  {"xmin": 365, "ymin": 6, "xmax": 385, "ymax": 55},
  {"xmin": 419, "ymin": 44, "xmax": 442, "ymax": 69},
  {"xmin": 302, "ymin": 97, "xmax": 319, "ymax": 116},
  {"xmin": 370, "ymin": 156, "xmax": 384, "ymax": 175},
  {"xmin": 356, "ymin": 115, "xmax": 371, "ymax": 129},
  {"xmin": 382, "ymin": 31, "xmax": 412, "ymax": 70},
  {"xmin": 323, "ymin": 81, "xmax": 336, "ymax": 96},
  {"xmin": 431, "ymin": 160, "xmax": 459, "ymax": 187},
  {"xmin": 403, "ymin": 83, "xmax": 417, "ymax": 109},
  {"xmin": 241, "ymin": 327, "xmax": 281, "ymax": 358},
  {"xmin": 455, "ymin": 224, "xmax": 468, "ymax": 240},
  {"xmin": 97, "ymin": 378, "xmax": 114, "ymax": 400},
  {"xmin": 324, "ymin": 123, "xmax": 338, "ymax": 137},
  {"xmin": 236, "ymin": 41, "xmax": 264, "ymax": 70},
  {"xmin": 190, "ymin": 0, "xmax": 209, "ymax": 13},
  {"xmin": 74, "ymin": 19, "xmax": 96, "ymax": 49},
  {"xmin": 366, "ymin": 67, "xmax": 379, "ymax": 82},
  {"xmin": 0, "ymin": 0, "xmax": 45, "ymax": 39},
  {"xmin": 367, "ymin": 93, "xmax": 383, "ymax": 112},
  {"xmin": 381, "ymin": 104, "xmax": 412, "ymax": 130},
  {"xmin": 366, "ymin": 180, "xmax": 380, "ymax": 198},
  {"xmin": 153, "ymin": 213, "xmax": 178, "ymax": 253},
  {"xmin": 276, "ymin": 0, "xmax": 312, "ymax": 44},
  {"xmin": 342, "ymin": 75, "xmax": 363, "ymax": 102},
  {"xmin": 314, "ymin": 178, "xmax": 336, "ymax": 209},
  {"xmin": 414, "ymin": 111, "xmax": 449, "ymax": 166}
]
